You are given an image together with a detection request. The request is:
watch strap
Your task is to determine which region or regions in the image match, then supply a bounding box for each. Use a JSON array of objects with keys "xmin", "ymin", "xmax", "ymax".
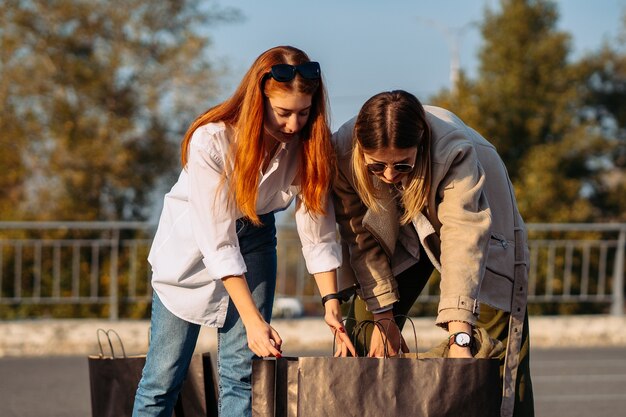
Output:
[
  {"xmin": 321, "ymin": 293, "xmax": 342, "ymax": 306},
  {"xmin": 448, "ymin": 331, "xmax": 472, "ymax": 348}
]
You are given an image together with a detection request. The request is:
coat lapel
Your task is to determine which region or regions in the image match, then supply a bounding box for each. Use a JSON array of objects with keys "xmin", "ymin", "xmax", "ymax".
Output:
[
  {"xmin": 360, "ymin": 179, "xmax": 442, "ymax": 273},
  {"xmin": 412, "ymin": 211, "xmax": 442, "ymax": 271}
]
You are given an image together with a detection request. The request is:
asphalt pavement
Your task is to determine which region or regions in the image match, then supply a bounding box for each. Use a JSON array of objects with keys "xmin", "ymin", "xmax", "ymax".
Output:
[{"xmin": 1, "ymin": 347, "xmax": 625, "ymax": 417}]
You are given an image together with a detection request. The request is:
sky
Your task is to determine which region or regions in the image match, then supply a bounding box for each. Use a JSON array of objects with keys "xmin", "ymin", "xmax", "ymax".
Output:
[{"xmin": 208, "ymin": 0, "xmax": 626, "ymax": 130}]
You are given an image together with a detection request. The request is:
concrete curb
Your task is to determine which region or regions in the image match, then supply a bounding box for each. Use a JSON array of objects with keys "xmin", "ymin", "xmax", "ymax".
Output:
[{"xmin": 1, "ymin": 315, "xmax": 625, "ymax": 357}]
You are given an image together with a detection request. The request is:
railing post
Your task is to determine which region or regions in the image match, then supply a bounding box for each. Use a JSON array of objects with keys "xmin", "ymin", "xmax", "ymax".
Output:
[
  {"xmin": 109, "ymin": 229, "xmax": 120, "ymax": 320},
  {"xmin": 611, "ymin": 226, "xmax": 625, "ymax": 316}
]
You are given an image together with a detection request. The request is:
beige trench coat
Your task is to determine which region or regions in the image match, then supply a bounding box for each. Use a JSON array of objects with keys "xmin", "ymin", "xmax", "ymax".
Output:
[{"xmin": 332, "ymin": 106, "xmax": 529, "ymax": 417}]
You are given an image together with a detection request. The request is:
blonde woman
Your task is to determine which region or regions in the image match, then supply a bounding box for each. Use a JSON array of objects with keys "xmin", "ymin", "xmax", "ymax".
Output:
[
  {"xmin": 133, "ymin": 46, "xmax": 354, "ymax": 417},
  {"xmin": 332, "ymin": 90, "xmax": 533, "ymax": 417}
]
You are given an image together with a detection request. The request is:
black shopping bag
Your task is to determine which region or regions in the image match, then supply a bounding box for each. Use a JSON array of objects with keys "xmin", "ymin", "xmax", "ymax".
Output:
[{"xmin": 87, "ymin": 328, "xmax": 218, "ymax": 417}]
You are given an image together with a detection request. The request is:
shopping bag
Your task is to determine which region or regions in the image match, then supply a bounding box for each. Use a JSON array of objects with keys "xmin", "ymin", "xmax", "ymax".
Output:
[
  {"xmin": 175, "ymin": 351, "xmax": 219, "ymax": 417},
  {"xmin": 87, "ymin": 329, "xmax": 146, "ymax": 417},
  {"xmin": 252, "ymin": 318, "xmax": 502, "ymax": 417},
  {"xmin": 296, "ymin": 356, "xmax": 501, "ymax": 417},
  {"xmin": 252, "ymin": 357, "xmax": 299, "ymax": 417},
  {"xmin": 87, "ymin": 328, "xmax": 218, "ymax": 417},
  {"xmin": 251, "ymin": 358, "xmax": 276, "ymax": 417}
]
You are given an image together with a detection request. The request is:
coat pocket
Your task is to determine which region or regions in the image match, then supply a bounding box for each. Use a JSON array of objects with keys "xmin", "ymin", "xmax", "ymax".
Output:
[
  {"xmin": 478, "ymin": 233, "xmax": 515, "ymax": 312},
  {"xmin": 485, "ymin": 232, "xmax": 515, "ymax": 282}
]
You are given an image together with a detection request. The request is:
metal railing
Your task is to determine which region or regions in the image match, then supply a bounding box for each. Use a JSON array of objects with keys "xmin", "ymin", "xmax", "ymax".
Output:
[
  {"xmin": 0, "ymin": 221, "xmax": 624, "ymax": 319},
  {"xmin": 0, "ymin": 222, "xmax": 154, "ymax": 320},
  {"xmin": 525, "ymin": 223, "xmax": 624, "ymax": 316}
]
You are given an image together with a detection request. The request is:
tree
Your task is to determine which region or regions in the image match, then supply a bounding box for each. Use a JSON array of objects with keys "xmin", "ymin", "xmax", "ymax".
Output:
[
  {"xmin": 0, "ymin": 0, "xmax": 240, "ymax": 221},
  {"xmin": 430, "ymin": 0, "xmax": 624, "ymax": 223},
  {"xmin": 571, "ymin": 30, "xmax": 626, "ymax": 222}
]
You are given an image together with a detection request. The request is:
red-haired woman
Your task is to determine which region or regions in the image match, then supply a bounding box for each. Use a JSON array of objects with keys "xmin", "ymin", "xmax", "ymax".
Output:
[{"xmin": 133, "ymin": 46, "xmax": 354, "ymax": 417}]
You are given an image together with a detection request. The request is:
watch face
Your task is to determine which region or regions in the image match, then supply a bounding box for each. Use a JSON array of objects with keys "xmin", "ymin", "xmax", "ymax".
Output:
[{"xmin": 455, "ymin": 332, "xmax": 471, "ymax": 347}]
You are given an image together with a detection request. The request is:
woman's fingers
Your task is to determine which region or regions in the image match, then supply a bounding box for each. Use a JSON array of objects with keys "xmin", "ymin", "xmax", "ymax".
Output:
[
  {"xmin": 324, "ymin": 307, "xmax": 357, "ymax": 357},
  {"xmin": 368, "ymin": 327, "xmax": 386, "ymax": 357},
  {"xmin": 270, "ymin": 326, "xmax": 283, "ymax": 352},
  {"xmin": 248, "ymin": 341, "xmax": 269, "ymax": 357},
  {"xmin": 333, "ymin": 329, "xmax": 345, "ymax": 357},
  {"xmin": 246, "ymin": 322, "xmax": 283, "ymax": 358},
  {"xmin": 368, "ymin": 325, "xmax": 403, "ymax": 357},
  {"xmin": 333, "ymin": 330, "xmax": 356, "ymax": 357},
  {"xmin": 337, "ymin": 331, "xmax": 356, "ymax": 357},
  {"xmin": 334, "ymin": 343, "xmax": 342, "ymax": 357}
]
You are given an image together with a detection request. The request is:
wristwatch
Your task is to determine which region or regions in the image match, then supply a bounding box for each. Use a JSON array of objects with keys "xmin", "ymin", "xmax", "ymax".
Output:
[{"xmin": 448, "ymin": 331, "xmax": 472, "ymax": 348}]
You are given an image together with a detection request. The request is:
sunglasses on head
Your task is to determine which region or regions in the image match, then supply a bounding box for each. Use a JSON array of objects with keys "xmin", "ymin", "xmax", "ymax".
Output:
[
  {"xmin": 265, "ymin": 61, "xmax": 321, "ymax": 82},
  {"xmin": 366, "ymin": 162, "xmax": 415, "ymax": 175}
]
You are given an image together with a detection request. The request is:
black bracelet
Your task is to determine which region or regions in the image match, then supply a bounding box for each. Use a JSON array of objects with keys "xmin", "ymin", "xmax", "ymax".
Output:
[{"xmin": 321, "ymin": 293, "xmax": 342, "ymax": 306}]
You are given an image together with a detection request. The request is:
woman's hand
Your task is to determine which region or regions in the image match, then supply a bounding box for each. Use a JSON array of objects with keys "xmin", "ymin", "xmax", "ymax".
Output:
[
  {"xmin": 221, "ymin": 274, "xmax": 282, "ymax": 357},
  {"xmin": 324, "ymin": 299, "xmax": 356, "ymax": 357},
  {"xmin": 369, "ymin": 311, "xmax": 408, "ymax": 357},
  {"xmin": 244, "ymin": 318, "xmax": 283, "ymax": 358},
  {"xmin": 448, "ymin": 344, "xmax": 473, "ymax": 358},
  {"xmin": 312, "ymin": 271, "xmax": 356, "ymax": 357}
]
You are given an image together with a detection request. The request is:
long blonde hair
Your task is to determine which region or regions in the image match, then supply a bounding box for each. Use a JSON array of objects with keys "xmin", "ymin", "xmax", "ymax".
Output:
[
  {"xmin": 352, "ymin": 90, "xmax": 432, "ymax": 224},
  {"xmin": 180, "ymin": 46, "xmax": 334, "ymax": 224}
]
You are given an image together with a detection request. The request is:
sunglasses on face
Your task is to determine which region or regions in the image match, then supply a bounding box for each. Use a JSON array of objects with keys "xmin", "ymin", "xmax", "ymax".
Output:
[
  {"xmin": 266, "ymin": 62, "xmax": 321, "ymax": 82},
  {"xmin": 366, "ymin": 162, "xmax": 415, "ymax": 174}
]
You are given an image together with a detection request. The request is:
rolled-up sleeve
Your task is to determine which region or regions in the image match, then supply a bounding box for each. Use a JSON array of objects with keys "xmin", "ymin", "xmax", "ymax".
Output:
[
  {"xmin": 435, "ymin": 139, "xmax": 492, "ymax": 326},
  {"xmin": 187, "ymin": 131, "xmax": 247, "ymax": 280},
  {"xmin": 295, "ymin": 194, "xmax": 341, "ymax": 274},
  {"xmin": 331, "ymin": 121, "xmax": 398, "ymax": 311}
]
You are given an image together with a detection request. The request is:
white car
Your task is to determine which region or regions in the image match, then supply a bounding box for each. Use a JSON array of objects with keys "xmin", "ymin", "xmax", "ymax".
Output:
[{"xmin": 272, "ymin": 296, "xmax": 304, "ymax": 319}]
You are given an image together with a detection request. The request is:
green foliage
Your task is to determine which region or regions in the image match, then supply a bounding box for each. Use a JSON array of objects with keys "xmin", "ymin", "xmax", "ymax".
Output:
[
  {"xmin": 456, "ymin": 0, "xmax": 574, "ymax": 179},
  {"xmin": 428, "ymin": 0, "xmax": 626, "ymax": 316},
  {"xmin": 571, "ymin": 44, "xmax": 626, "ymax": 221},
  {"xmin": 0, "ymin": 0, "xmax": 241, "ymax": 221},
  {"xmin": 430, "ymin": 0, "xmax": 626, "ymax": 224}
]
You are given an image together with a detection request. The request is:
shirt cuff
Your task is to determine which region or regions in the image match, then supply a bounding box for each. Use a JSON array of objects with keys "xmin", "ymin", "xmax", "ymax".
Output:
[
  {"xmin": 361, "ymin": 289, "xmax": 399, "ymax": 312},
  {"xmin": 435, "ymin": 296, "xmax": 480, "ymax": 328},
  {"xmin": 301, "ymin": 241, "xmax": 341, "ymax": 274},
  {"xmin": 202, "ymin": 246, "xmax": 247, "ymax": 280},
  {"xmin": 371, "ymin": 304, "xmax": 394, "ymax": 314}
]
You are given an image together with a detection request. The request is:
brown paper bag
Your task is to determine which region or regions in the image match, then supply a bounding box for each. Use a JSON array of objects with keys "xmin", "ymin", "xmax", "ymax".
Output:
[
  {"xmin": 252, "ymin": 317, "xmax": 502, "ymax": 417},
  {"xmin": 296, "ymin": 356, "xmax": 501, "ymax": 417},
  {"xmin": 87, "ymin": 328, "xmax": 218, "ymax": 417},
  {"xmin": 252, "ymin": 357, "xmax": 299, "ymax": 417}
]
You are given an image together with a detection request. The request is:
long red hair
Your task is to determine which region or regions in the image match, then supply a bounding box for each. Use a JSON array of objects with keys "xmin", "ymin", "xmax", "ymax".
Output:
[{"xmin": 180, "ymin": 46, "xmax": 334, "ymax": 224}]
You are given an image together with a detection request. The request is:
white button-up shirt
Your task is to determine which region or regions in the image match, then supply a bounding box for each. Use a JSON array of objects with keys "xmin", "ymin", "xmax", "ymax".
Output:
[{"xmin": 149, "ymin": 122, "xmax": 341, "ymax": 327}]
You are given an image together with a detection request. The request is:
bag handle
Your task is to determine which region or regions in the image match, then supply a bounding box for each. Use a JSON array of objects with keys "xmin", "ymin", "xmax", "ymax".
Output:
[
  {"xmin": 370, "ymin": 316, "xmax": 417, "ymax": 357},
  {"xmin": 331, "ymin": 316, "xmax": 419, "ymax": 357},
  {"xmin": 353, "ymin": 319, "xmax": 390, "ymax": 357},
  {"xmin": 392, "ymin": 315, "xmax": 419, "ymax": 354},
  {"xmin": 331, "ymin": 318, "xmax": 387, "ymax": 357},
  {"xmin": 96, "ymin": 328, "xmax": 127, "ymax": 358}
]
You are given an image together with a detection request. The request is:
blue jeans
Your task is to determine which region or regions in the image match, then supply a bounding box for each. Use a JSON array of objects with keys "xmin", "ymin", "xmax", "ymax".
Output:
[{"xmin": 133, "ymin": 213, "xmax": 277, "ymax": 417}]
